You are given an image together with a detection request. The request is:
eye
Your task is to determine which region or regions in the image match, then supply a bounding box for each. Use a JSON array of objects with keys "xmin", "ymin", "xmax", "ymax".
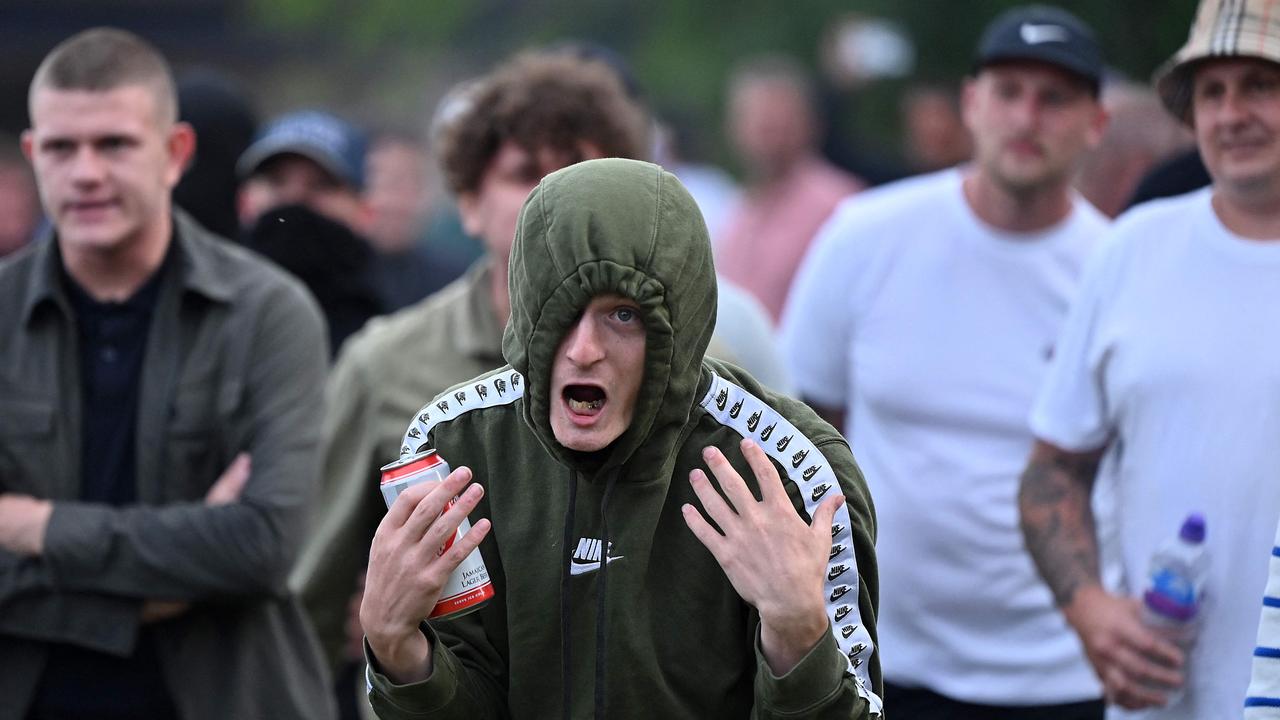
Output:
[
  {"xmin": 41, "ymin": 139, "xmax": 75, "ymax": 157},
  {"xmin": 97, "ymin": 135, "xmax": 133, "ymax": 153},
  {"xmin": 613, "ymin": 306, "xmax": 639, "ymax": 323}
]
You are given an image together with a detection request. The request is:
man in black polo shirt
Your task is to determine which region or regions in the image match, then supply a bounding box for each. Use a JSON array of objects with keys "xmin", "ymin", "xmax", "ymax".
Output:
[{"xmin": 0, "ymin": 27, "xmax": 335, "ymax": 719}]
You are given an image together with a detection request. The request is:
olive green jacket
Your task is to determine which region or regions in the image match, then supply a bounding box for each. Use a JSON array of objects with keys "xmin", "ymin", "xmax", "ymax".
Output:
[{"xmin": 366, "ymin": 160, "xmax": 883, "ymax": 718}]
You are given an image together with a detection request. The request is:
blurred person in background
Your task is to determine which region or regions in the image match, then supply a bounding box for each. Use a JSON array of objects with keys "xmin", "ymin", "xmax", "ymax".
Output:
[
  {"xmin": 900, "ymin": 82, "xmax": 973, "ymax": 174},
  {"xmin": 783, "ymin": 5, "xmax": 1110, "ymax": 718},
  {"xmin": 651, "ymin": 109, "xmax": 740, "ymax": 243},
  {"xmin": 173, "ymin": 69, "xmax": 257, "ymax": 240},
  {"xmin": 652, "ymin": 113, "xmax": 793, "ymax": 394},
  {"xmin": 1075, "ymin": 80, "xmax": 1191, "ymax": 218},
  {"xmin": 364, "ymin": 129, "xmax": 470, "ymax": 311},
  {"xmin": 0, "ymin": 27, "xmax": 333, "ymax": 720},
  {"xmin": 1020, "ymin": 0, "xmax": 1280, "ymax": 715},
  {"xmin": 718, "ymin": 54, "xmax": 864, "ymax": 323},
  {"xmin": 0, "ymin": 135, "xmax": 43, "ymax": 258},
  {"xmin": 237, "ymin": 109, "xmax": 385, "ymax": 356},
  {"xmin": 290, "ymin": 49, "xmax": 652, "ymax": 719}
]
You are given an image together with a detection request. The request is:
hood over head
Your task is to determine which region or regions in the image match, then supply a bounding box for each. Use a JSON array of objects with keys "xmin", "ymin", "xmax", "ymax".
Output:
[{"xmin": 503, "ymin": 158, "xmax": 717, "ymax": 479}]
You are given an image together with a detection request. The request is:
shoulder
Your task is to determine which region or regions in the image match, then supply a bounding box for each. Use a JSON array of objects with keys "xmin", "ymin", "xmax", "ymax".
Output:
[
  {"xmin": 1111, "ymin": 188, "xmax": 1204, "ymax": 237},
  {"xmin": 1089, "ymin": 189, "xmax": 1207, "ymax": 272},
  {"xmin": 184, "ymin": 222, "xmax": 320, "ymax": 322},
  {"xmin": 0, "ymin": 241, "xmax": 43, "ymax": 316},
  {"xmin": 822, "ymin": 170, "xmax": 957, "ymax": 242},
  {"xmin": 400, "ymin": 365, "xmax": 526, "ymax": 457},
  {"xmin": 693, "ymin": 360, "xmax": 851, "ymax": 462},
  {"xmin": 339, "ymin": 273, "xmax": 474, "ymax": 373},
  {"xmin": 1068, "ymin": 195, "xmax": 1111, "ymax": 234}
]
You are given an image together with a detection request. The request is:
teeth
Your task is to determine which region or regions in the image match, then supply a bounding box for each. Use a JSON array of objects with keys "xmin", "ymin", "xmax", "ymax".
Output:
[{"xmin": 568, "ymin": 398, "xmax": 604, "ymax": 412}]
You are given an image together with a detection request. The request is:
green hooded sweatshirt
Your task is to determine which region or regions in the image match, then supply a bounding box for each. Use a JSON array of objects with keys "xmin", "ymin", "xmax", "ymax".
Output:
[{"xmin": 366, "ymin": 159, "xmax": 882, "ymax": 719}]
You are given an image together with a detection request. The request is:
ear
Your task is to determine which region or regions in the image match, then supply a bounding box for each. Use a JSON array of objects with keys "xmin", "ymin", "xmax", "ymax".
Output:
[
  {"xmin": 165, "ymin": 121, "xmax": 197, "ymax": 188},
  {"xmin": 457, "ymin": 192, "xmax": 483, "ymax": 237},
  {"xmin": 19, "ymin": 129, "xmax": 34, "ymax": 163},
  {"xmin": 1084, "ymin": 102, "xmax": 1110, "ymax": 151},
  {"xmin": 959, "ymin": 77, "xmax": 980, "ymax": 135}
]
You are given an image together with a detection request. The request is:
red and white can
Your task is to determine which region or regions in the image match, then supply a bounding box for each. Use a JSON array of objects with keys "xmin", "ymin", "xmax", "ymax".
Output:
[{"xmin": 379, "ymin": 450, "xmax": 494, "ymax": 619}]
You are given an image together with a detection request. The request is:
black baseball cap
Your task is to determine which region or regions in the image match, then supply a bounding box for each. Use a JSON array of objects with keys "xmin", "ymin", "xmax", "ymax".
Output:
[{"xmin": 974, "ymin": 5, "xmax": 1104, "ymax": 93}]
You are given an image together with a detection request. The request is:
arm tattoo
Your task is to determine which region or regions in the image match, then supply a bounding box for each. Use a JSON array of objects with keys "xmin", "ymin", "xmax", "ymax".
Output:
[{"xmin": 1018, "ymin": 448, "xmax": 1103, "ymax": 607}]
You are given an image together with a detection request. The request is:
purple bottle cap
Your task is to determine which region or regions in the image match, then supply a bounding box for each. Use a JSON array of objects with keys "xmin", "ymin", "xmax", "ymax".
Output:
[{"xmin": 1180, "ymin": 513, "xmax": 1206, "ymax": 544}]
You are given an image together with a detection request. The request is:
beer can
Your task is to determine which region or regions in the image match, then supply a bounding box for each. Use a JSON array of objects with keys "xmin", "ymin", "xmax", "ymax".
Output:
[{"xmin": 379, "ymin": 450, "xmax": 494, "ymax": 619}]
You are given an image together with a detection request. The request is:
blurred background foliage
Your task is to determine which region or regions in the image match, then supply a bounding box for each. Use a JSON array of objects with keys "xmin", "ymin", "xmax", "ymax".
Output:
[
  {"xmin": 2, "ymin": 0, "xmax": 1200, "ymax": 173},
  {"xmin": 241, "ymin": 0, "xmax": 1199, "ymax": 169}
]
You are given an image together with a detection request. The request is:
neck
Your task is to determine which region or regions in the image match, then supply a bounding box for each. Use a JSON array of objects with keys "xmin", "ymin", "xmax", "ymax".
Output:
[
  {"xmin": 962, "ymin": 170, "xmax": 1074, "ymax": 234},
  {"xmin": 1212, "ymin": 184, "xmax": 1280, "ymax": 240},
  {"xmin": 62, "ymin": 214, "xmax": 172, "ymax": 302},
  {"xmin": 751, "ymin": 154, "xmax": 806, "ymax": 188},
  {"xmin": 489, "ymin": 256, "xmax": 511, "ymax": 328}
]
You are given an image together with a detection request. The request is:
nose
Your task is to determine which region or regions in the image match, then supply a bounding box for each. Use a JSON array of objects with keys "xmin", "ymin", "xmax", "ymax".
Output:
[
  {"xmin": 69, "ymin": 147, "xmax": 106, "ymax": 186},
  {"xmin": 1217, "ymin": 86, "xmax": 1251, "ymax": 126},
  {"xmin": 275, "ymin": 175, "xmax": 311, "ymax": 206},
  {"xmin": 1009, "ymin": 94, "xmax": 1041, "ymax": 131},
  {"xmin": 563, "ymin": 313, "xmax": 605, "ymax": 368}
]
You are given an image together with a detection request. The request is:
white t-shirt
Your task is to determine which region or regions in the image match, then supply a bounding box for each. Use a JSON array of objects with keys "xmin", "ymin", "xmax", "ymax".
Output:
[
  {"xmin": 780, "ymin": 168, "xmax": 1109, "ymax": 704},
  {"xmin": 716, "ymin": 278, "xmax": 793, "ymax": 395},
  {"xmin": 1032, "ymin": 187, "xmax": 1280, "ymax": 720}
]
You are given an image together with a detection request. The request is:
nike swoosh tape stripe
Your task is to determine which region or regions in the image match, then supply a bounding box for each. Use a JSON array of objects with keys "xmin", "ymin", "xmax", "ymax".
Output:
[
  {"xmin": 401, "ymin": 367, "xmax": 526, "ymax": 457},
  {"xmin": 698, "ymin": 371, "xmax": 881, "ymax": 715}
]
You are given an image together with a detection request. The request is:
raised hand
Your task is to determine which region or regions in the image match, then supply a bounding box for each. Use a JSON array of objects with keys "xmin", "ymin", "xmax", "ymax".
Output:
[
  {"xmin": 683, "ymin": 439, "xmax": 840, "ymax": 674},
  {"xmin": 361, "ymin": 466, "xmax": 491, "ymax": 684}
]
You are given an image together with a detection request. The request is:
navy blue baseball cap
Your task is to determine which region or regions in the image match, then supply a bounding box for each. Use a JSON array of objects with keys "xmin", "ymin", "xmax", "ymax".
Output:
[
  {"xmin": 974, "ymin": 5, "xmax": 1104, "ymax": 93},
  {"xmin": 237, "ymin": 110, "xmax": 368, "ymax": 190}
]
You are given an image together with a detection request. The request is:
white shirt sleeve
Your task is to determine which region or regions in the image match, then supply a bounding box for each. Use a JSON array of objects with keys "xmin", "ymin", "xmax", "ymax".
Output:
[
  {"xmin": 779, "ymin": 201, "xmax": 859, "ymax": 409},
  {"xmin": 1029, "ymin": 236, "xmax": 1121, "ymax": 452}
]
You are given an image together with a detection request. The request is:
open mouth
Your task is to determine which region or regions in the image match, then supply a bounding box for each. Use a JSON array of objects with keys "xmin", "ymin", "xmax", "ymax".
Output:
[{"xmin": 564, "ymin": 384, "xmax": 607, "ymax": 416}]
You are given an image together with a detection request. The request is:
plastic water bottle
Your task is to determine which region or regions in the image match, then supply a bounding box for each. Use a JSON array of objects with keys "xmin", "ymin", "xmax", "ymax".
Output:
[{"xmin": 1141, "ymin": 513, "xmax": 1208, "ymax": 706}]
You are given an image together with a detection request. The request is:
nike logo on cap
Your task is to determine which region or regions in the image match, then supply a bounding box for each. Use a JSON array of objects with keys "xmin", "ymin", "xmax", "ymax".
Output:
[{"xmin": 1020, "ymin": 22, "xmax": 1069, "ymax": 44}]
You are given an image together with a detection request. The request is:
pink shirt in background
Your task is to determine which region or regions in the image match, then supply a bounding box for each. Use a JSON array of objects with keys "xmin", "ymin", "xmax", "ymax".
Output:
[{"xmin": 715, "ymin": 157, "xmax": 862, "ymax": 322}]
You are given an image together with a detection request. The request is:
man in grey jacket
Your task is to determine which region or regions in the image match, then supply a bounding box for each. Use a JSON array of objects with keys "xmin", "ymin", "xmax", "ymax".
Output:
[{"xmin": 0, "ymin": 27, "xmax": 334, "ymax": 719}]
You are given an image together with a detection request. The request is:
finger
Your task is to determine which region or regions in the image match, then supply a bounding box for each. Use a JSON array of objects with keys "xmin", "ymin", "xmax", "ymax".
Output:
[
  {"xmin": 739, "ymin": 438, "xmax": 786, "ymax": 506},
  {"xmin": 1117, "ymin": 625, "xmax": 1184, "ymax": 689},
  {"xmin": 225, "ymin": 452, "xmax": 251, "ymax": 492},
  {"xmin": 205, "ymin": 452, "xmax": 251, "ymax": 505},
  {"xmin": 811, "ymin": 494, "xmax": 842, "ymax": 541},
  {"xmin": 382, "ymin": 473, "xmax": 438, "ymax": 528},
  {"xmin": 701, "ymin": 446, "xmax": 756, "ymax": 515},
  {"xmin": 1123, "ymin": 612, "xmax": 1184, "ymax": 671},
  {"xmin": 417, "ymin": 483, "xmax": 486, "ymax": 558},
  {"xmin": 688, "ymin": 468, "xmax": 737, "ymax": 531},
  {"xmin": 435, "ymin": 517, "xmax": 492, "ymax": 573},
  {"xmin": 681, "ymin": 503, "xmax": 728, "ymax": 559},
  {"xmin": 401, "ymin": 467, "xmax": 474, "ymax": 538},
  {"xmin": 1108, "ymin": 675, "xmax": 1167, "ymax": 710}
]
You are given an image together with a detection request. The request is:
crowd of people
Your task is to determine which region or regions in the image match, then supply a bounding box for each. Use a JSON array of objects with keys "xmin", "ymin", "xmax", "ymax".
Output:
[{"xmin": 2, "ymin": 0, "xmax": 1280, "ymax": 718}]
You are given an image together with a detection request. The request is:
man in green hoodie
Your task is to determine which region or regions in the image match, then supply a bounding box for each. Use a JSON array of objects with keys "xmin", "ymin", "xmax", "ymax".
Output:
[{"xmin": 358, "ymin": 158, "xmax": 882, "ymax": 718}]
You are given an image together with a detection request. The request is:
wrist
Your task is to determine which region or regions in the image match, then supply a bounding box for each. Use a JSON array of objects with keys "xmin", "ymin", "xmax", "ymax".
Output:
[
  {"xmin": 366, "ymin": 624, "xmax": 433, "ymax": 685},
  {"xmin": 1062, "ymin": 583, "xmax": 1108, "ymax": 629},
  {"xmin": 759, "ymin": 605, "xmax": 829, "ymax": 676}
]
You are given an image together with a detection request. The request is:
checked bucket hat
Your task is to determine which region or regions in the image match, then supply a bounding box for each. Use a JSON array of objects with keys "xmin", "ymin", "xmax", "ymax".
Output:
[{"xmin": 1156, "ymin": 0, "xmax": 1280, "ymax": 122}]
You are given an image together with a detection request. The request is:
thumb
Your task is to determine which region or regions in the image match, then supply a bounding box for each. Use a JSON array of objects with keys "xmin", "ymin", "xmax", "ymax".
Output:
[{"xmin": 812, "ymin": 494, "xmax": 842, "ymax": 539}]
